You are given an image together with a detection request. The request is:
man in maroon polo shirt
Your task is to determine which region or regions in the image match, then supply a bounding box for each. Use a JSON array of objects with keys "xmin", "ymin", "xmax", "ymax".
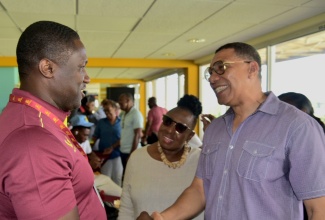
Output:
[{"xmin": 0, "ymin": 21, "xmax": 106, "ymax": 220}]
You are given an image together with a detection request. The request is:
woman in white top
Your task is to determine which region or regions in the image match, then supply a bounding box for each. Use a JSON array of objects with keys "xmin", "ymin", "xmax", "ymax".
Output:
[{"xmin": 118, "ymin": 94, "xmax": 204, "ymax": 220}]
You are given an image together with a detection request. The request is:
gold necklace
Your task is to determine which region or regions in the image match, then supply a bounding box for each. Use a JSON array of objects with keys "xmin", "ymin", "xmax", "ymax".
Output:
[{"xmin": 157, "ymin": 142, "xmax": 190, "ymax": 169}]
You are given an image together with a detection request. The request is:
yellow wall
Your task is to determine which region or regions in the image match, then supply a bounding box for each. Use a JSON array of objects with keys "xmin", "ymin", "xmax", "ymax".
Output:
[
  {"xmin": 0, "ymin": 57, "xmax": 200, "ymax": 132},
  {"xmin": 87, "ymin": 58, "xmax": 200, "ymax": 132}
]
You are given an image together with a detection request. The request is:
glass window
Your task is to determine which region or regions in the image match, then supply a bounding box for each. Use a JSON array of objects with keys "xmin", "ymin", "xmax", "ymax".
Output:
[
  {"xmin": 166, "ymin": 74, "xmax": 179, "ymax": 110},
  {"xmin": 272, "ymin": 30, "xmax": 325, "ymax": 121},
  {"xmin": 155, "ymin": 77, "xmax": 166, "ymax": 108},
  {"xmin": 146, "ymin": 72, "xmax": 184, "ymax": 111},
  {"xmin": 257, "ymin": 48, "xmax": 268, "ymax": 92}
]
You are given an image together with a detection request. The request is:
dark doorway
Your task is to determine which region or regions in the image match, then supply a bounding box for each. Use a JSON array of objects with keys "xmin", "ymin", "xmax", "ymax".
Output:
[{"xmin": 106, "ymin": 87, "xmax": 135, "ymax": 102}]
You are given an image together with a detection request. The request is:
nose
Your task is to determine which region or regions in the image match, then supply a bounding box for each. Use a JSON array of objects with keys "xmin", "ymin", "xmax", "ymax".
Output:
[
  {"xmin": 83, "ymin": 70, "xmax": 90, "ymax": 84},
  {"xmin": 209, "ymin": 72, "xmax": 221, "ymax": 83}
]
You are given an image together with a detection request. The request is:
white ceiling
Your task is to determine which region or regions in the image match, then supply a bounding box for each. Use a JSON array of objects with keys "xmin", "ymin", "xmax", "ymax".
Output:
[{"xmin": 0, "ymin": 0, "xmax": 325, "ymax": 80}]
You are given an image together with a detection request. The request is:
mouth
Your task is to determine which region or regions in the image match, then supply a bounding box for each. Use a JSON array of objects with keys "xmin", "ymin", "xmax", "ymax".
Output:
[
  {"xmin": 214, "ymin": 85, "xmax": 228, "ymax": 93},
  {"xmin": 162, "ymin": 135, "xmax": 173, "ymax": 144},
  {"xmin": 81, "ymin": 87, "xmax": 86, "ymax": 97}
]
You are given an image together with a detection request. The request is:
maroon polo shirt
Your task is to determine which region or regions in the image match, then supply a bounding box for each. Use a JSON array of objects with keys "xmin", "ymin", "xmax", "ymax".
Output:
[{"xmin": 0, "ymin": 89, "xmax": 106, "ymax": 219}]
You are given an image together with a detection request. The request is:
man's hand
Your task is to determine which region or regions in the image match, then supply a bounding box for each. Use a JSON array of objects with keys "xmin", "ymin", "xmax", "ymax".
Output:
[{"xmin": 136, "ymin": 211, "xmax": 152, "ymax": 220}]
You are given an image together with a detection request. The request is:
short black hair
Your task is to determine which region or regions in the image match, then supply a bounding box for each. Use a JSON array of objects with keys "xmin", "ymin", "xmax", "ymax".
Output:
[
  {"xmin": 278, "ymin": 92, "xmax": 325, "ymax": 133},
  {"xmin": 148, "ymin": 97, "xmax": 157, "ymax": 103},
  {"xmin": 278, "ymin": 92, "xmax": 313, "ymax": 114},
  {"xmin": 215, "ymin": 42, "xmax": 262, "ymax": 78},
  {"xmin": 177, "ymin": 94, "xmax": 202, "ymax": 119},
  {"xmin": 16, "ymin": 20, "xmax": 80, "ymax": 79},
  {"xmin": 81, "ymin": 95, "xmax": 96, "ymax": 107},
  {"xmin": 120, "ymin": 93, "xmax": 134, "ymax": 102}
]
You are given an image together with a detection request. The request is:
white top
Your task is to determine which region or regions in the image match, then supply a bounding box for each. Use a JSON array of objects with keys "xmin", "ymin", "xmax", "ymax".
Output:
[
  {"xmin": 80, "ymin": 139, "xmax": 92, "ymax": 154},
  {"xmin": 188, "ymin": 133, "xmax": 202, "ymax": 148},
  {"xmin": 118, "ymin": 146, "xmax": 204, "ymax": 220}
]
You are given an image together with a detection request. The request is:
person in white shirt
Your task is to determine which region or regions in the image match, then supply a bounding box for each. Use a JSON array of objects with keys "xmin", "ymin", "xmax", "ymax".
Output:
[{"xmin": 70, "ymin": 115, "xmax": 122, "ymax": 197}]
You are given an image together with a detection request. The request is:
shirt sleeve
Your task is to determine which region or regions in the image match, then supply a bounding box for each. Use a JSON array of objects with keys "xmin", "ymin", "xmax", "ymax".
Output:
[
  {"xmin": 288, "ymin": 118, "xmax": 325, "ymax": 200},
  {"xmin": 133, "ymin": 110, "xmax": 144, "ymax": 130}
]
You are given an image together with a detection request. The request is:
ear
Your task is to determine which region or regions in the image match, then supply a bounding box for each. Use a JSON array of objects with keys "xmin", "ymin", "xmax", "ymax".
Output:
[
  {"xmin": 248, "ymin": 61, "xmax": 259, "ymax": 79},
  {"xmin": 39, "ymin": 59, "xmax": 54, "ymax": 78},
  {"xmin": 187, "ymin": 131, "xmax": 195, "ymax": 142}
]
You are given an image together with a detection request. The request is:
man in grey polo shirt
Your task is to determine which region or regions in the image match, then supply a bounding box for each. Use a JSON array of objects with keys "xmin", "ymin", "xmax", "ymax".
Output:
[
  {"xmin": 118, "ymin": 93, "xmax": 143, "ymax": 173},
  {"xmin": 137, "ymin": 42, "xmax": 325, "ymax": 220}
]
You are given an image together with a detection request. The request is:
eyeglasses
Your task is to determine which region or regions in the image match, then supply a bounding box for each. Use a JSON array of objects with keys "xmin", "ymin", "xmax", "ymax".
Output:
[
  {"xmin": 162, "ymin": 115, "xmax": 193, "ymax": 134},
  {"xmin": 204, "ymin": 60, "xmax": 252, "ymax": 81}
]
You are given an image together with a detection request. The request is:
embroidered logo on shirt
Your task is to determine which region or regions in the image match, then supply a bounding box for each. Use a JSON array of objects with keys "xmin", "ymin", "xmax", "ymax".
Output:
[
  {"xmin": 65, "ymin": 137, "xmax": 77, "ymax": 152},
  {"xmin": 25, "ymin": 99, "xmax": 31, "ymax": 105},
  {"xmin": 45, "ymin": 110, "xmax": 51, "ymax": 116}
]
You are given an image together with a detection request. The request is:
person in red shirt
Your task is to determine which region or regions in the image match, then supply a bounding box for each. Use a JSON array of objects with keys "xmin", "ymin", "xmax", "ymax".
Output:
[
  {"xmin": 0, "ymin": 21, "xmax": 106, "ymax": 219},
  {"xmin": 143, "ymin": 97, "xmax": 168, "ymax": 144}
]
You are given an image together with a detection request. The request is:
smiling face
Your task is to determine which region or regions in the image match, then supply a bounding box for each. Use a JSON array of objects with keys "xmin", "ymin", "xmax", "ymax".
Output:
[
  {"xmin": 208, "ymin": 48, "xmax": 252, "ymax": 107},
  {"xmin": 157, "ymin": 107, "xmax": 195, "ymax": 152},
  {"xmin": 73, "ymin": 127, "xmax": 90, "ymax": 144},
  {"xmin": 50, "ymin": 39, "xmax": 89, "ymax": 111},
  {"xmin": 104, "ymin": 103, "xmax": 117, "ymax": 121}
]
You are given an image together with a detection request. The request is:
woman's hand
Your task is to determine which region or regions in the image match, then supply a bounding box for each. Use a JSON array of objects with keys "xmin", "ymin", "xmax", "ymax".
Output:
[{"xmin": 201, "ymin": 114, "xmax": 215, "ymax": 131}]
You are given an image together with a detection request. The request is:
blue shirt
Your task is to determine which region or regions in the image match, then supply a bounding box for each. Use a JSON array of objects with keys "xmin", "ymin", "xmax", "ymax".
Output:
[
  {"xmin": 196, "ymin": 92, "xmax": 325, "ymax": 220},
  {"xmin": 93, "ymin": 117, "xmax": 121, "ymax": 159}
]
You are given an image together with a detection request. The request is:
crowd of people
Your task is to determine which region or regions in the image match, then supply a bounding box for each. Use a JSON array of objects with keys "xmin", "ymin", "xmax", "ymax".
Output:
[{"xmin": 0, "ymin": 20, "xmax": 324, "ymax": 220}]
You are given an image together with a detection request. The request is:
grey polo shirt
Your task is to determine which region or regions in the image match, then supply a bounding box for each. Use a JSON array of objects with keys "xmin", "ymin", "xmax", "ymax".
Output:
[{"xmin": 120, "ymin": 106, "xmax": 143, "ymax": 154}]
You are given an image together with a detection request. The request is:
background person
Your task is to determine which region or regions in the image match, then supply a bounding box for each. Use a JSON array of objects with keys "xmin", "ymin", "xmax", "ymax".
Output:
[
  {"xmin": 278, "ymin": 92, "xmax": 325, "ymax": 133},
  {"xmin": 118, "ymin": 93, "xmax": 143, "ymax": 172},
  {"xmin": 142, "ymin": 97, "xmax": 167, "ymax": 144},
  {"xmin": 0, "ymin": 20, "xmax": 106, "ymax": 219},
  {"xmin": 138, "ymin": 42, "xmax": 325, "ymax": 220},
  {"xmin": 92, "ymin": 99, "xmax": 123, "ymax": 186},
  {"xmin": 70, "ymin": 114, "xmax": 122, "ymax": 200},
  {"xmin": 119, "ymin": 94, "xmax": 204, "ymax": 220},
  {"xmin": 69, "ymin": 94, "xmax": 97, "ymax": 139},
  {"xmin": 70, "ymin": 115, "xmax": 101, "ymax": 170}
]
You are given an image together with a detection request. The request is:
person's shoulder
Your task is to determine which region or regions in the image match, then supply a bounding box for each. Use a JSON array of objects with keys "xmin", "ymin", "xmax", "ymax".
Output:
[
  {"xmin": 277, "ymin": 100, "xmax": 311, "ymax": 122},
  {"xmin": 132, "ymin": 146, "xmax": 147, "ymax": 155},
  {"xmin": 161, "ymin": 106, "xmax": 167, "ymax": 112},
  {"xmin": 98, "ymin": 117, "xmax": 108, "ymax": 123},
  {"xmin": 128, "ymin": 146, "xmax": 148, "ymax": 162},
  {"xmin": 1, "ymin": 126, "xmax": 67, "ymax": 157},
  {"xmin": 133, "ymin": 108, "xmax": 143, "ymax": 118}
]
